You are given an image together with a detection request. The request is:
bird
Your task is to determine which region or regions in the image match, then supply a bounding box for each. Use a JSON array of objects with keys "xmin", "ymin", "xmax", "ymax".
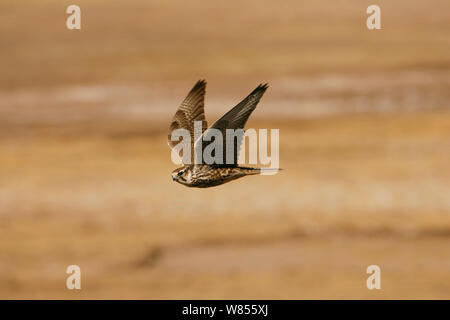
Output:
[{"xmin": 168, "ymin": 80, "xmax": 275, "ymax": 188}]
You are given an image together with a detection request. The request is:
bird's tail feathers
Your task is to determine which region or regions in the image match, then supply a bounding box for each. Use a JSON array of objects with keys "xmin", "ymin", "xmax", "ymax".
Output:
[{"xmin": 239, "ymin": 166, "xmax": 283, "ymax": 175}]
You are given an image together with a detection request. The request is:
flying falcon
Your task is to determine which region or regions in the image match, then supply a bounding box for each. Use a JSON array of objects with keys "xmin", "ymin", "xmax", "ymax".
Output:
[{"xmin": 168, "ymin": 80, "xmax": 274, "ymax": 188}]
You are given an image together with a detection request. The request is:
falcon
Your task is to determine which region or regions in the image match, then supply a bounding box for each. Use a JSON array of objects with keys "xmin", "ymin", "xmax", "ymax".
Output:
[{"xmin": 168, "ymin": 80, "xmax": 274, "ymax": 188}]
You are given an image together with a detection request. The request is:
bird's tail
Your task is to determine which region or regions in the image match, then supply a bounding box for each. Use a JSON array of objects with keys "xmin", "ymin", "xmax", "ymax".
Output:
[{"xmin": 239, "ymin": 166, "xmax": 283, "ymax": 176}]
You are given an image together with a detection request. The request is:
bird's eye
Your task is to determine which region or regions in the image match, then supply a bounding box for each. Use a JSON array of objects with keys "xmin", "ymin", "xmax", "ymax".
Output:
[{"xmin": 177, "ymin": 171, "xmax": 184, "ymax": 176}]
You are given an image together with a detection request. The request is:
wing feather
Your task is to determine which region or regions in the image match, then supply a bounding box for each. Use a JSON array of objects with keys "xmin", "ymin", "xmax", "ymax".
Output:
[
  {"xmin": 202, "ymin": 83, "xmax": 268, "ymax": 165},
  {"xmin": 168, "ymin": 80, "xmax": 208, "ymax": 164}
]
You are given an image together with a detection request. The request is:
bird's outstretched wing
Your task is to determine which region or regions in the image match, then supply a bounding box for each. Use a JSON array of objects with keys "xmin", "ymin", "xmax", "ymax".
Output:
[
  {"xmin": 168, "ymin": 80, "xmax": 208, "ymax": 164},
  {"xmin": 201, "ymin": 83, "xmax": 268, "ymax": 165}
]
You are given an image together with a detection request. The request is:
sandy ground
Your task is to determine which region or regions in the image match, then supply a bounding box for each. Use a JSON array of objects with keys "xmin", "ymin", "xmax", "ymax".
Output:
[
  {"xmin": 1, "ymin": 0, "xmax": 450, "ymax": 299},
  {"xmin": 1, "ymin": 112, "xmax": 450, "ymax": 299}
]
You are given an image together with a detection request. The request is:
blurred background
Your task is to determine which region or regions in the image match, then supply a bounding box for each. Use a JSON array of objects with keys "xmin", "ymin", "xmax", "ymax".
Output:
[{"xmin": 1, "ymin": 0, "xmax": 450, "ymax": 299}]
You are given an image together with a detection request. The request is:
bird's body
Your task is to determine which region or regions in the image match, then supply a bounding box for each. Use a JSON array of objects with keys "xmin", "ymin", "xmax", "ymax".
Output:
[
  {"xmin": 168, "ymin": 80, "xmax": 277, "ymax": 188},
  {"xmin": 172, "ymin": 165, "xmax": 261, "ymax": 188}
]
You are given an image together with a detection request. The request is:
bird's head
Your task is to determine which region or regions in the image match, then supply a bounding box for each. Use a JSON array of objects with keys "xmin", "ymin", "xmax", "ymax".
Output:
[{"xmin": 171, "ymin": 166, "xmax": 192, "ymax": 185}]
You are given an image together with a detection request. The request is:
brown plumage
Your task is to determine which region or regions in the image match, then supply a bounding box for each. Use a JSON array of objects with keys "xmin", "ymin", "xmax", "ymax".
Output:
[
  {"xmin": 168, "ymin": 80, "xmax": 208, "ymax": 164},
  {"xmin": 168, "ymin": 80, "xmax": 271, "ymax": 188}
]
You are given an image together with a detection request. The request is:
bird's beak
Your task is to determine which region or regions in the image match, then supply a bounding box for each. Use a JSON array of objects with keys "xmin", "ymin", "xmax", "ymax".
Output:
[{"xmin": 172, "ymin": 176, "xmax": 177, "ymax": 181}]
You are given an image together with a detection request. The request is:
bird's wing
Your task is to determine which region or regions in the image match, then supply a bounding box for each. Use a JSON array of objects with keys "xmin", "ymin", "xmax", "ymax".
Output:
[
  {"xmin": 168, "ymin": 80, "xmax": 208, "ymax": 164},
  {"xmin": 200, "ymin": 83, "xmax": 268, "ymax": 165}
]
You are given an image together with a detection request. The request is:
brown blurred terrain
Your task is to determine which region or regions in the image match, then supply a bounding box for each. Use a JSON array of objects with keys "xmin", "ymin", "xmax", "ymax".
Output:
[{"xmin": 1, "ymin": 0, "xmax": 450, "ymax": 299}]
